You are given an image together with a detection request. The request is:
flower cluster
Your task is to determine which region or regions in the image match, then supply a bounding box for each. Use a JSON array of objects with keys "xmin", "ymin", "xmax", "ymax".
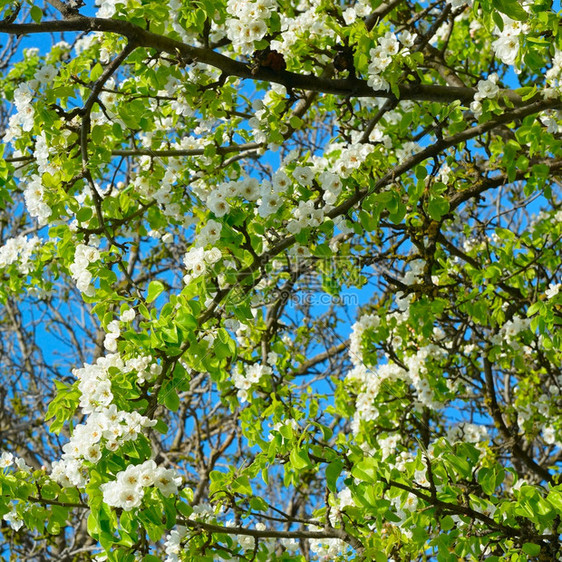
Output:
[
  {"xmin": 2, "ymin": 62, "xmax": 54, "ymax": 146},
  {"xmin": 378, "ymin": 434, "xmax": 400, "ymax": 459},
  {"xmin": 471, "ymin": 73, "xmax": 500, "ymax": 117},
  {"xmin": 267, "ymin": 417, "xmax": 299, "ymax": 441},
  {"xmin": 404, "ymin": 344, "xmax": 447, "ymax": 411},
  {"xmin": 349, "ymin": 313, "xmax": 380, "ymax": 367},
  {"xmin": 286, "ymin": 199, "xmax": 324, "ymax": 234},
  {"xmin": 257, "ymin": 187, "xmax": 283, "ymax": 218},
  {"xmin": 95, "ymin": 0, "xmax": 125, "ymax": 18},
  {"xmin": 75, "ymin": 355, "xmax": 116, "ymax": 415},
  {"xmin": 50, "ymin": 354, "xmax": 157, "ymax": 488},
  {"xmin": 51, "ymin": 404, "xmax": 155, "ymax": 487},
  {"xmin": 0, "ymin": 234, "xmax": 41, "ymax": 274},
  {"xmin": 545, "ymin": 48, "xmax": 562, "ymax": 98},
  {"xmin": 259, "ymin": 169, "xmax": 291, "ymax": 217},
  {"xmin": 367, "ymin": 31, "xmax": 410, "ymax": 92},
  {"xmin": 33, "ymin": 131, "xmax": 51, "ymax": 172},
  {"xmin": 12, "ymin": 83, "xmax": 35, "ymax": 132},
  {"xmin": 123, "ymin": 353, "xmax": 162, "ymax": 384},
  {"xmin": 183, "ymin": 246, "xmax": 222, "ymax": 283},
  {"xmin": 101, "ymin": 459, "xmax": 182, "ymax": 511},
  {"xmin": 540, "ymin": 109, "xmax": 562, "ymax": 134},
  {"xmin": 248, "ymin": 84, "xmax": 292, "ymax": 146},
  {"xmin": 193, "ymin": 166, "xmax": 290, "ymax": 226},
  {"xmin": 394, "ymin": 259, "xmax": 426, "ymax": 313},
  {"xmin": 308, "ymin": 532, "xmax": 347, "ymax": 561},
  {"xmin": 164, "ymin": 525, "xmax": 188, "ymax": 562},
  {"xmin": 3, "ymin": 504, "xmax": 24, "ymax": 531},
  {"xmin": 195, "ymin": 219, "xmax": 222, "ymax": 248},
  {"xmin": 120, "ymin": 307, "xmax": 135, "ymax": 322},
  {"xmin": 192, "ymin": 158, "xmax": 347, "ymax": 234},
  {"xmin": 269, "ymin": 3, "xmax": 335, "ymax": 64},
  {"xmin": 231, "ymin": 363, "xmax": 272, "ymax": 402},
  {"xmin": 545, "ymin": 282, "xmax": 561, "ymax": 300},
  {"xmin": 318, "ymin": 171, "xmax": 343, "ymax": 205},
  {"xmin": 0, "ymin": 450, "xmax": 30, "ymax": 472},
  {"xmin": 226, "ymin": 0, "xmax": 276, "ymax": 55},
  {"xmin": 200, "ymin": 176, "xmax": 262, "ymax": 217},
  {"xmin": 348, "ymin": 362, "xmax": 409, "ymax": 432},
  {"xmin": 497, "ymin": 314, "xmax": 531, "ymax": 347},
  {"xmin": 446, "ymin": 422, "xmax": 489, "ymax": 444},
  {"xmin": 104, "ymin": 320, "xmax": 121, "ymax": 352},
  {"xmin": 346, "ymin": 262, "xmax": 451, "ymax": 433},
  {"xmin": 395, "ymin": 140, "xmax": 420, "ymax": 163},
  {"xmin": 69, "ymin": 243, "xmax": 101, "ymax": 296},
  {"xmin": 475, "ymin": 73, "xmax": 500, "ymax": 101},
  {"xmin": 131, "ymin": 156, "xmax": 189, "ymax": 221},
  {"xmin": 492, "ymin": 15, "xmax": 527, "ymax": 67},
  {"xmin": 391, "ymin": 491, "xmax": 418, "ymax": 523},
  {"xmin": 32, "ymin": 64, "xmax": 58, "ymax": 88},
  {"xmin": 0, "ymin": 451, "xmax": 14, "ymax": 469},
  {"xmin": 341, "ymin": 0, "xmax": 371, "ymax": 25},
  {"xmin": 331, "ymin": 142, "xmax": 375, "ymax": 178},
  {"xmin": 168, "ymin": 0, "xmax": 198, "ymax": 43},
  {"xmin": 23, "ymin": 174, "xmax": 52, "ymax": 225}
]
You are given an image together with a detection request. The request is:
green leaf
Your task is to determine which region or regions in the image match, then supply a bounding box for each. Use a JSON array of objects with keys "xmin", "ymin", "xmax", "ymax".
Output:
[
  {"xmin": 249, "ymin": 496, "xmax": 269, "ymax": 512},
  {"xmin": 527, "ymin": 301, "xmax": 543, "ymax": 317},
  {"xmin": 290, "ymin": 448, "xmax": 312, "ymax": 470},
  {"xmin": 522, "ymin": 543, "xmax": 541, "ymax": 556},
  {"xmin": 446, "ymin": 454, "xmax": 471, "ymax": 478},
  {"xmin": 351, "ymin": 457, "xmax": 378, "ymax": 483},
  {"xmin": 76, "ymin": 206, "xmax": 93, "ymax": 223},
  {"xmin": 91, "ymin": 125, "xmax": 105, "ymax": 145},
  {"xmin": 492, "ymin": 9, "xmax": 504, "ymax": 31},
  {"xmin": 547, "ymin": 489, "xmax": 562, "ymax": 513},
  {"xmin": 440, "ymin": 515, "xmax": 455, "ymax": 531},
  {"xmin": 516, "ymin": 86, "xmax": 536, "ymax": 101},
  {"xmin": 161, "ymin": 325, "xmax": 180, "ymax": 344},
  {"xmin": 153, "ymin": 419, "xmax": 169, "ymax": 434},
  {"xmin": 494, "ymin": 0, "xmax": 528, "ymax": 21},
  {"xmin": 159, "ymin": 380, "xmax": 180, "ymax": 412},
  {"xmin": 118, "ymin": 99, "xmax": 147, "ymax": 129},
  {"xmin": 90, "ymin": 62, "xmax": 104, "ymax": 82},
  {"xmin": 30, "ymin": 5, "xmax": 43, "ymax": 23},
  {"xmin": 289, "ymin": 115, "xmax": 303, "ymax": 129},
  {"xmin": 326, "ymin": 460, "xmax": 344, "ymax": 492},
  {"xmin": 232, "ymin": 475, "xmax": 252, "ymax": 496},
  {"xmin": 87, "ymin": 510, "xmax": 100, "ymax": 536},
  {"xmin": 146, "ymin": 280, "xmax": 165, "ymax": 303},
  {"xmin": 427, "ymin": 196, "xmax": 450, "ymax": 221}
]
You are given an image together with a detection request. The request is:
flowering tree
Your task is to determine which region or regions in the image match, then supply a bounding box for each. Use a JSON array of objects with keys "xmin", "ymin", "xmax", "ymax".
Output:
[{"xmin": 0, "ymin": 0, "xmax": 561, "ymax": 559}]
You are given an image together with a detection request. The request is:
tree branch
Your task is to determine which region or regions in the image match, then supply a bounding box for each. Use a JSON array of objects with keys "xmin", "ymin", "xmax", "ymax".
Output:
[
  {"xmin": 180, "ymin": 517, "xmax": 360, "ymax": 545},
  {"xmin": 0, "ymin": 16, "xmax": 543, "ymax": 105},
  {"xmin": 482, "ymin": 355, "xmax": 553, "ymax": 484}
]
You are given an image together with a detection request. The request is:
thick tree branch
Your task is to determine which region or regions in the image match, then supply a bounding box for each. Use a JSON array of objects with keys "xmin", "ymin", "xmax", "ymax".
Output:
[
  {"xmin": 180, "ymin": 517, "xmax": 362, "ymax": 547},
  {"xmin": 329, "ymin": 98, "xmax": 562, "ymax": 223},
  {"xmin": 0, "ymin": 16, "xmax": 541, "ymax": 105},
  {"xmin": 112, "ymin": 142, "xmax": 262, "ymax": 158},
  {"xmin": 365, "ymin": 0, "xmax": 406, "ymax": 30},
  {"xmin": 386, "ymin": 478, "xmax": 555, "ymax": 542},
  {"xmin": 292, "ymin": 341, "xmax": 349, "ymax": 377},
  {"xmin": 483, "ymin": 355, "xmax": 553, "ymax": 484}
]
